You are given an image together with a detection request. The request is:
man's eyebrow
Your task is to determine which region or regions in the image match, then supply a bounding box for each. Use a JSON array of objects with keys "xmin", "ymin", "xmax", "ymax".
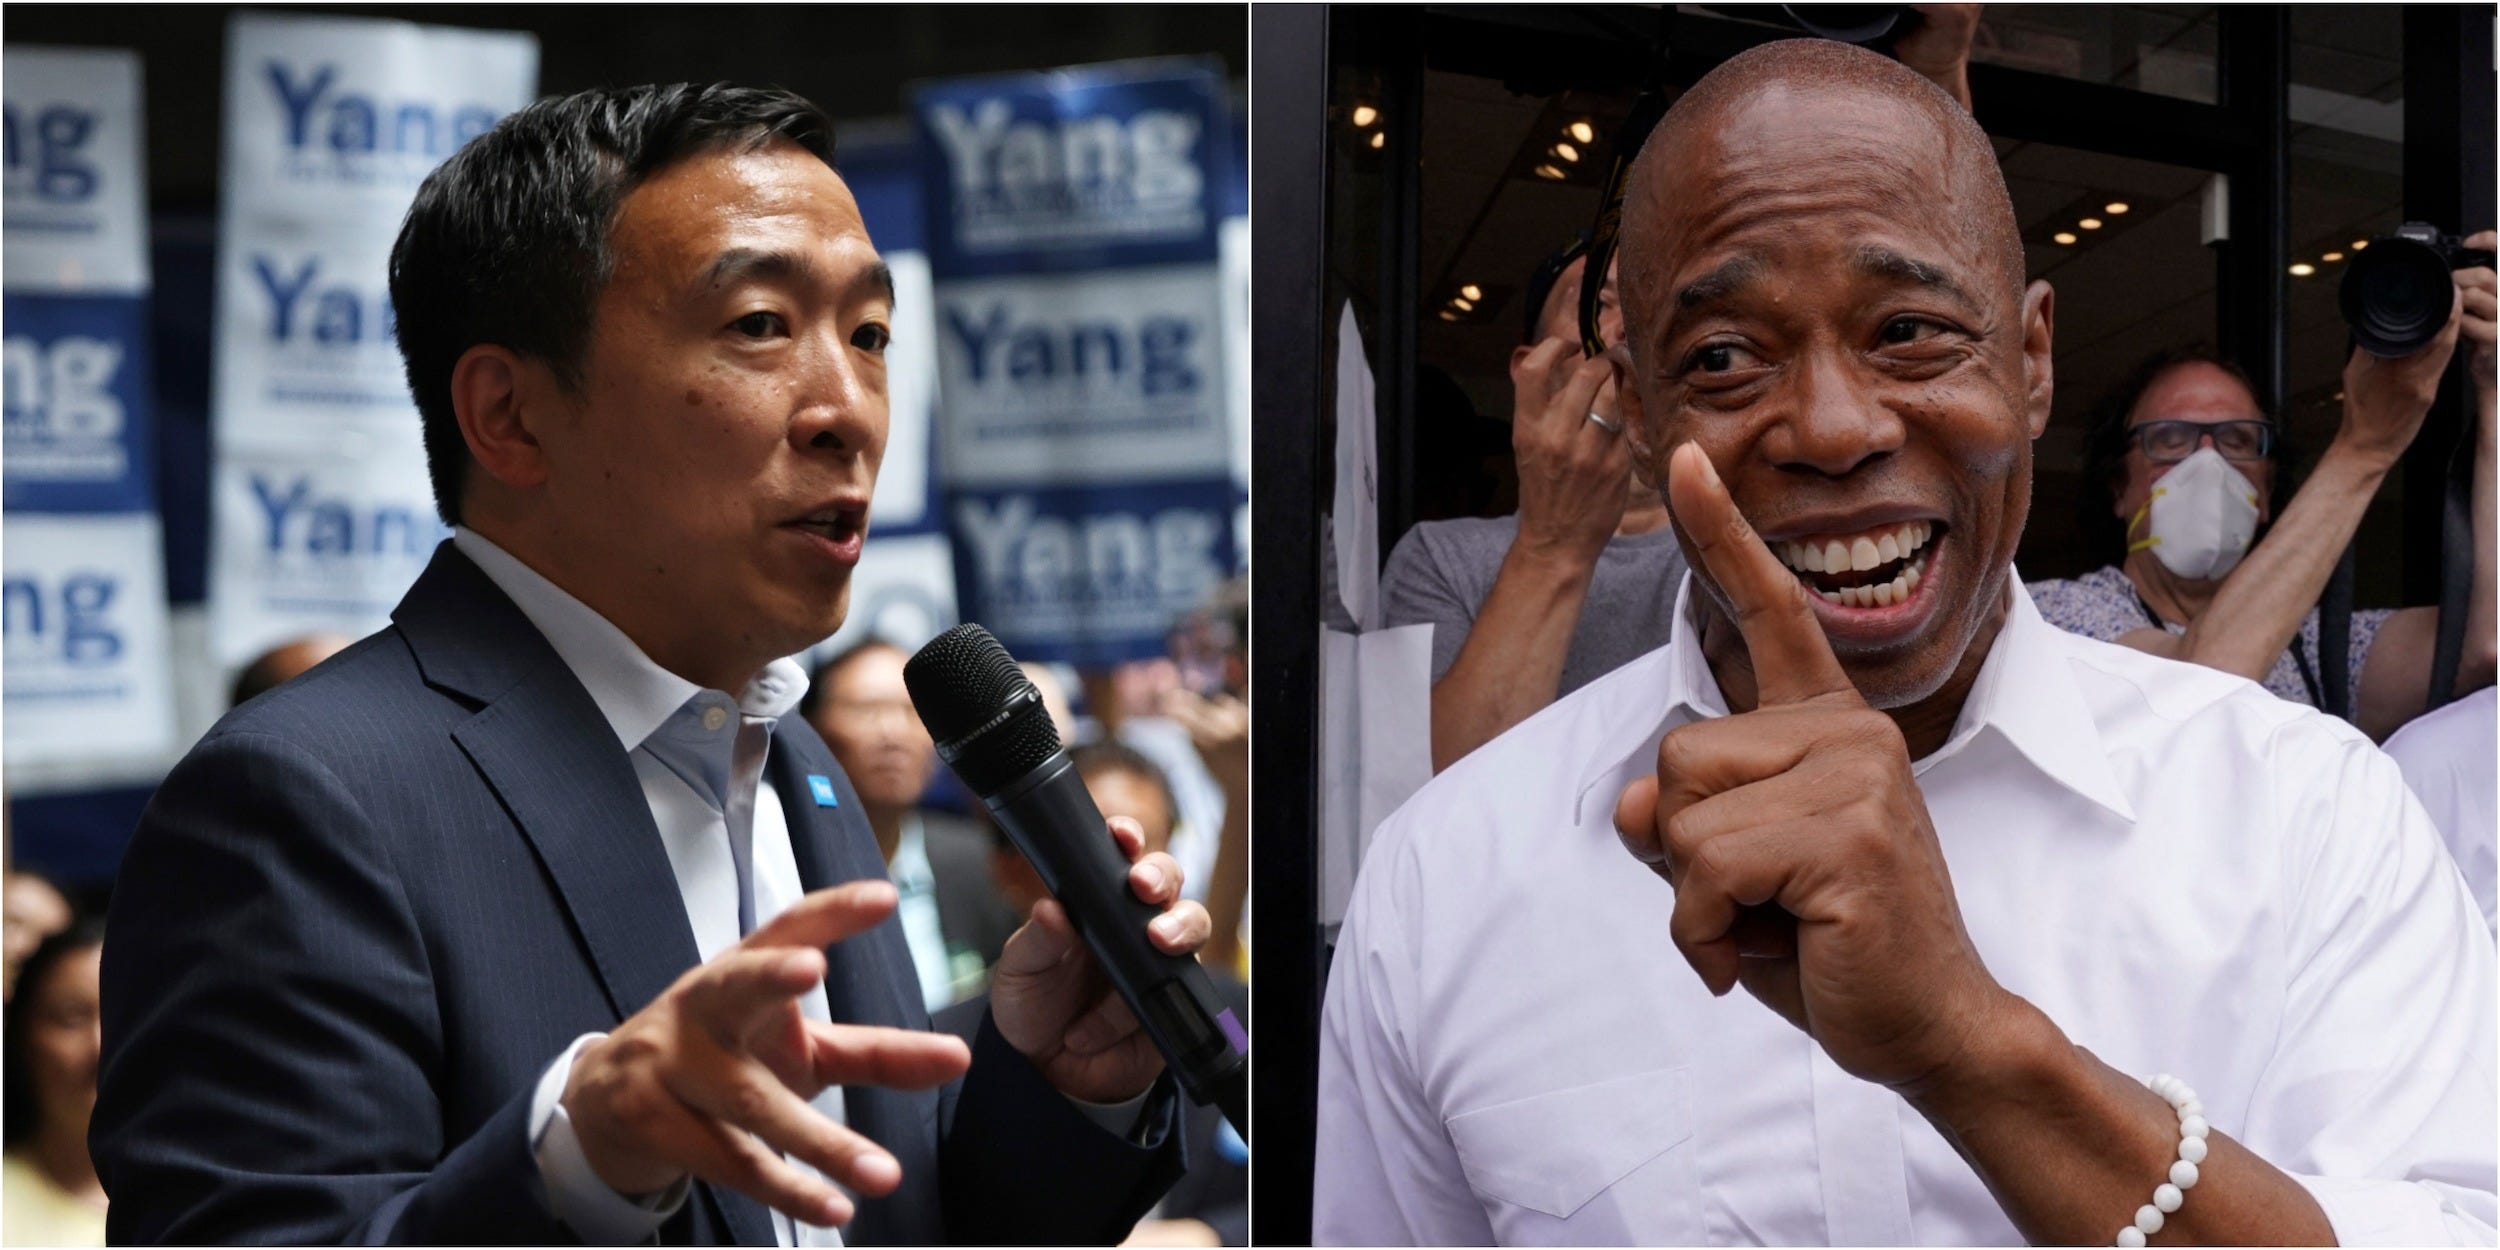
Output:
[
  {"xmin": 1675, "ymin": 256, "xmax": 1764, "ymax": 310},
  {"xmin": 1853, "ymin": 244, "xmax": 1981, "ymax": 314},
  {"xmin": 698, "ymin": 251, "xmax": 896, "ymax": 310}
]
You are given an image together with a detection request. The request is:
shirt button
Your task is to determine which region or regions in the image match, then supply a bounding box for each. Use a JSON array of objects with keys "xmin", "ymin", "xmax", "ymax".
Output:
[{"xmin": 702, "ymin": 706, "xmax": 729, "ymax": 731}]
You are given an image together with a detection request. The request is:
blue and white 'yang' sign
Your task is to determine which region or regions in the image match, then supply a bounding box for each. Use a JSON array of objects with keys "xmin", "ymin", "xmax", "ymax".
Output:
[
  {"xmin": 209, "ymin": 13, "xmax": 533, "ymax": 665},
  {"xmin": 917, "ymin": 61, "xmax": 1238, "ymax": 666}
]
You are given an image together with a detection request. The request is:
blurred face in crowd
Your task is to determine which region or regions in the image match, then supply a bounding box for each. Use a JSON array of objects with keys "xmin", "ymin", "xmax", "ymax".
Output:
[
  {"xmin": 483, "ymin": 141, "xmax": 892, "ymax": 689},
  {"xmin": 22, "ymin": 942, "xmax": 102, "ymax": 1139},
  {"xmin": 2113, "ymin": 361, "xmax": 2278, "ymax": 528},
  {"xmin": 808, "ymin": 644, "xmax": 936, "ymax": 814},
  {"xmin": 2, "ymin": 874, "xmax": 70, "ymax": 1001},
  {"xmin": 991, "ymin": 766, "xmax": 1175, "ymax": 918},
  {"xmin": 1617, "ymin": 43, "xmax": 2055, "ymax": 711}
]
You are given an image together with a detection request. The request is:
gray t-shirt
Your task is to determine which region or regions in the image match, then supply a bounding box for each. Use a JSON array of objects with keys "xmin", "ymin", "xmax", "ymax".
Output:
[{"xmin": 1380, "ymin": 515, "xmax": 1690, "ymax": 697}]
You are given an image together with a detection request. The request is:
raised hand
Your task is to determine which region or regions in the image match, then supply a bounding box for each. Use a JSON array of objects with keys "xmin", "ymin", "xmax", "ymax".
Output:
[
  {"xmin": 562, "ymin": 880, "xmax": 973, "ymax": 1227},
  {"xmin": 1612, "ymin": 442, "xmax": 2015, "ymax": 1096},
  {"xmin": 991, "ymin": 815, "xmax": 1213, "ymax": 1104},
  {"xmin": 1511, "ymin": 337, "xmax": 1637, "ymax": 563}
]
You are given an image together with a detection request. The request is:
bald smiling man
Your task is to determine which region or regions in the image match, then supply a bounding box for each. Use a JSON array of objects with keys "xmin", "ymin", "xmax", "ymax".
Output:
[{"xmin": 1313, "ymin": 41, "xmax": 2495, "ymax": 1247}]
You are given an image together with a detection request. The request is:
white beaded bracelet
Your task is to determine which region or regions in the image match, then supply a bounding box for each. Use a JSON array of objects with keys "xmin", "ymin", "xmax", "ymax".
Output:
[{"xmin": 2114, "ymin": 1074, "xmax": 2210, "ymax": 1247}]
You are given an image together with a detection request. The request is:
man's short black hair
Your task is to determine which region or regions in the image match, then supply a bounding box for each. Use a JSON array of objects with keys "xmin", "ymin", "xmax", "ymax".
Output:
[
  {"xmin": 2076, "ymin": 344, "xmax": 2287, "ymax": 565},
  {"xmin": 390, "ymin": 83, "xmax": 837, "ymax": 526}
]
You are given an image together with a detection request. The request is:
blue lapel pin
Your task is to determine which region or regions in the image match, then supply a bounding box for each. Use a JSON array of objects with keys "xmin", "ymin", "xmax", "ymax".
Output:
[{"xmin": 807, "ymin": 774, "xmax": 839, "ymax": 807}]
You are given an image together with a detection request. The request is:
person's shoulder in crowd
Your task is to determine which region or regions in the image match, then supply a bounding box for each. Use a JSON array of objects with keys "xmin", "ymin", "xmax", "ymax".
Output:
[
  {"xmin": 207, "ymin": 627, "xmax": 438, "ymax": 756},
  {"xmin": 1380, "ymin": 514, "xmax": 1524, "ymax": 621},
  {"xmin": 2024, "ymin": 564, "xmax": 2143, "ymax": 643}
]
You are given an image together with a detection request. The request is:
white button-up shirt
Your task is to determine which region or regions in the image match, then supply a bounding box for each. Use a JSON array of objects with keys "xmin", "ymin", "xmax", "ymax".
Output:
[{"xmin": 1316, "ymin": 572, "xmax": 2497, "ymax": 1246}]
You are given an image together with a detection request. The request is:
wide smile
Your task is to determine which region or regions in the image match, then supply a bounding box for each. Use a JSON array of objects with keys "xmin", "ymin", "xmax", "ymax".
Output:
[{"xmin": 1769, "ymin": 517, "xmax": 1949, "ymax": 644}]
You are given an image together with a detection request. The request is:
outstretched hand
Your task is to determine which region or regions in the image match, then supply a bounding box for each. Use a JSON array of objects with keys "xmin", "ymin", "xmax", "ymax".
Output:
[{"xmin": 1613, "ymin": 443, "xmax": 2016, "ymax": 1096}]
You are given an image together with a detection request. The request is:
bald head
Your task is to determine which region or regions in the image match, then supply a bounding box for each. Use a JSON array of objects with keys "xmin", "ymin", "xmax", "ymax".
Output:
[{"xmin": 1619, "ymin": 39, "xmax": 2022, "ymax": 347}]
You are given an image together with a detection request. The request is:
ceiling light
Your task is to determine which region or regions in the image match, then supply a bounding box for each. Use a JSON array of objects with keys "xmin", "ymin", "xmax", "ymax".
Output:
[
  {"xmin": 1535, "ymin": 163, "xmax": 1566, "ymax": 180},
  {"xmin": 2322, "ymin": 251, "xmax": 2344, "ymax": 262},
  {"xmin": 1352, "ymin": 105, "xmax": 1378, "ymax": 127},
  {"xmin": 2053, "ymin": 231, "xmax": 2078, "ymax": 245},
  {"xmin": 1460, "ymin": 284, "xmax": 1483, "ymax": 301},
  {"xmin": 2352, "ymin": 239, "xmax": 2369, "ymax": 250},
  {"xmin": 1439, "ymin": 309, "xmax": 1461, "ymax": 322},
  {"xmin": 1569, "ymin": 120, "xmax": 1595, "ymax": 144},
  {"xmin": 2080, "ymin": 217, "xmax": 2103, "ymax": 230},
  {"xmin": 1552, "ymin": 141, "xmax": 1580, "ymax": 163},
  {"xmin": 1452, "ymin": 296, "xmax": 1476, "ymax": 311},
  {"xmin": 1369, "ymin": 132, "xmax": 1385, "ymax": 150},
  {"xmin": 2289, "ymin": 262, "xmax": 2316, "ymax": 277},
  {"xmin": 2105, "ymin": 201, "xmax": 2131, "ymax": 214}
]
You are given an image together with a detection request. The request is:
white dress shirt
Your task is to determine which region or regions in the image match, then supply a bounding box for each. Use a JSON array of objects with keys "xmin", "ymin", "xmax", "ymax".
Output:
[
  {"xmin": 1316, "ymin": 571, "xmax": 2498, "ymax": 1246},
  {"xmin": 2382, "ymin": 686, "xmax": 2498, "ymax": 934}
]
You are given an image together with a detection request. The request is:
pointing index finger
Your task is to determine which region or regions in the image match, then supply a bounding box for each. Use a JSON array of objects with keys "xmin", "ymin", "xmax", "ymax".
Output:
[{"xmin": 1666, "ymin": 441, "xmax": 1858, "ymax": 706}]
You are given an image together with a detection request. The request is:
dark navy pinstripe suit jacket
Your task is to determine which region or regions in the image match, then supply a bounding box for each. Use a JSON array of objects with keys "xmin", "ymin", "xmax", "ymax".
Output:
[{"xmin": 92, "ymin": 543, "xmax": 1181, "ymax": 1245}]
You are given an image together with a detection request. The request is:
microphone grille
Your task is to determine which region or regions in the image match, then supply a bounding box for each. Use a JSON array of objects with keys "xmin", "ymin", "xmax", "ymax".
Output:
[{"xmin": 902, "ymin": 624, "xmax": 1035, "ymax": 742}]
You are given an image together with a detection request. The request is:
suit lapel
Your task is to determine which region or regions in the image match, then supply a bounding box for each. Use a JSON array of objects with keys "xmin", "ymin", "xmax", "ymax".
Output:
[
  {"xmin": 397, "ymin": 542, "xmax": 705, "ymax": 1024},
  {"xmin": 765, "ymin": 719, "xmax": 923, "ymax": 1032}
]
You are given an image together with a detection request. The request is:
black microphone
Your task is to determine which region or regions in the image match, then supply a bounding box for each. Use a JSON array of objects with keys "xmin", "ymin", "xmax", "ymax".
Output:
[{"xmin": 903, "ymin": 625, "xmax": 1248, "ymax": 1139}]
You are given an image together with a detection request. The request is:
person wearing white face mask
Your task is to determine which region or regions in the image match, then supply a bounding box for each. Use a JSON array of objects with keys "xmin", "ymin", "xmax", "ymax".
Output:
[{"xmin": 2031, "ymin": 241, "xmax": 2497, "ymax": 742}]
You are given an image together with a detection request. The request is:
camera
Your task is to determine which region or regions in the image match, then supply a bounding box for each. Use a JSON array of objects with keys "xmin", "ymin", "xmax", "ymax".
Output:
[{"xmin": 2339, "ymin": 223, "xmax": 2496, "ymax": 358}]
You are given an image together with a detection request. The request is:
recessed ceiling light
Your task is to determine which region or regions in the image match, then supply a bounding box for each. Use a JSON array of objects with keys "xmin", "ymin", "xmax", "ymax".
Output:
[
  {"xmin": 1352, "ymin": 105, "xmax": 1378, "ymax": 127},
  {"xmin": 2352, "ymin": 239, "xmax": 2369, "ymax": 250},
  {"xmin": 1535, "ymin": 163, "xmax": 1566, "ymax": 180},
  {"xmin": 1439, "ymin": 309, "xmax": 1461, "ymax": 322},
  {"xmin": 2080, "ymin": 217, "xmax": 2103, "ymax": 230},
  {"xmin": 1369, "ymin": 132, "xmax": 1385, "ymax": 150},
  {"xmin": 2105, "ymin": 201, "xmax": 2131, "ymax": 214},
  {"xmin": 1569, "ymin": 120, "xmax": 1595, "ymax": 144},
  {"xmin": 2289, "ymin": 262, "xmax": 2316, "ymax": 277},
  {"xmin": 1453, "ymin": 296, "xmax": 1476, "ymax": 311},
  {"xmin": 2322, "ymin": 251, "xmax": 2344, "ymax": 262},
  {"xmin": 1552, "ymin": 141, "xmax": 1580, "ymax": 163},
  {"xmin": 1460, "ymin": 284, "xmax": 1483, "ymax": 301},
  {"xmin": 2053, "ymin": 231, "xmax": 2078, "ymax": 245}
]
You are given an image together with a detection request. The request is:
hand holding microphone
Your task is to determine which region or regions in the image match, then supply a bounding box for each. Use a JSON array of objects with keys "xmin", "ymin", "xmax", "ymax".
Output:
[{"xmin": 906, "ymin": 626, "xmax": 1249, "ymax": 1137}]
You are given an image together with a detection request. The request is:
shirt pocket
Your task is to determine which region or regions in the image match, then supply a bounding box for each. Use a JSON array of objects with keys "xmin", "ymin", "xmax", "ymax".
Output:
[{"xmin": 1444, "ymin": 1065, "xmax": 1702, "ymax": 1245}]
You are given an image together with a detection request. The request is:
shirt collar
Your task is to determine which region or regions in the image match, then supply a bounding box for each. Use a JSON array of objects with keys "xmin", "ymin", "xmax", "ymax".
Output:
[
  {"xmin": 1572, "ymin": 568, "xmax": 2135, "ymax": 827},
  {"xmin": 450, "ymin": 528, "xmax": 810, "ymax": 752}
]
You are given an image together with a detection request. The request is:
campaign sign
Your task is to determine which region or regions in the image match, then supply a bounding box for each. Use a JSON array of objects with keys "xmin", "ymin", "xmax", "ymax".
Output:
[
  {"xmin": 934, "ymin": 265, "xmax": 1229, "ymax": 488},
  {"xmin": 946, "ymin": 478, "xmax": 1234, "ymax": 667},
  {"xmin": 220, "ymin": 12, "xmax": 538, "ymax": 223},
  {"xmin": 915, "ymin": 61, "xmax": 1222, "ymax": 278},
  {"xmin": 213, "ymin": 229, "xmax": 417, "ymax": 450},
  {"xmin": 2, "ymin": 46, "xmax": 149, "ymax": 295},
  {"xmin": 3, "ymin": 514, "xmax": 176, "ymax": 763},
  {"xmin": 3, "ymin": 293, "xmax": 154, "ymax": 512},
  {"xmin": 209, "ymin": 448, "xmax": 449, "ymax": 665}
]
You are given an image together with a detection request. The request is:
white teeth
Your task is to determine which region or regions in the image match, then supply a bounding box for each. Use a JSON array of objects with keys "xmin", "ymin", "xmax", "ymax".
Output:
[
  {"xmin": 1774, "ymin": 520, "xmax": 1940, "ymax": 575},
  {"xmin": 1849, "ymin": 537, "xmax": 1880, "ymax": 571},
  {"xmin": 1877, "ymin": 532, "xmax": 1901, "ymax": 563},
  {"xmin": 1799, "ymin": 541, "xmax": 1825, "ymax": 572},
  {"xmin": 1904, "ymin": 564, "xmax": 1921, "ymax": 588},
  {"xmin": 1821, "ymin": 540, "xmax": 1848, "ymax": 572},
  {"xmin": 1818, "ymin": 588, "xmax": 1842, "ymax": 603},
  {"xmin": 1873, "ymin": 580, "xmax": 1896, "ymax": 607}
]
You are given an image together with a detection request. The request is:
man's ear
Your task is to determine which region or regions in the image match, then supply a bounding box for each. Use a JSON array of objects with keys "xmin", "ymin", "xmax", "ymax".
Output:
[
  {"xmin": 2020, "ymin": 279, "xmax": 2056, "ymax": 440},
  {"xmin": 449, "ymin": 344, "xmax": 554, "ymax": 493},
  {"xmin": 1609, "ymin": 342, "xmax": 1664, "ymax": 490}
]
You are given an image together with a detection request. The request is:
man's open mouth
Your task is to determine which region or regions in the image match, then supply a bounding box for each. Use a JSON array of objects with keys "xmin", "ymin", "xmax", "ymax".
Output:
[
  {"xmin": 786, "ymin": 507, "xmax": 866, "ymax": 545},
  {"xmin": 1773, "ymin": 520, "xmax": 1941, "ymax": 609}
]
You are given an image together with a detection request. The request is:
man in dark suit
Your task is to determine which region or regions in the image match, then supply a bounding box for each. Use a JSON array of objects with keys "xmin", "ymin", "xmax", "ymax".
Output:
[
  {"xmin": 801, "ymin": 640, "xmax": 1020, "ymax": 1008},
  {"xmin": 92, "ymin": 84, "xmax": 1204, "ymax": 1245}
]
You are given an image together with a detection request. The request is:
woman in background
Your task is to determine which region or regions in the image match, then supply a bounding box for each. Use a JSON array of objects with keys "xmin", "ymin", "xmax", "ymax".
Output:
[{"xmin": 4, "ymin": 917, "xmax": 107, "ymax": 1246}]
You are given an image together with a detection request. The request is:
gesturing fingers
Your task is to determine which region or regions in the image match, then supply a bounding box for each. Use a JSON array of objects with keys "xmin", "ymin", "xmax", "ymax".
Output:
[
  {"xmin": 659, "ymin": 1050, "xmax": 906, "ymax": 1203},
  {"xmin": 742, "ymin": 880, "xmax": 899, "ymax": 954},
  {"xmin": 804, "ymin": 1022, "xmax": 970, "ymax": 1093},
  {"xmin": 1665, "ymin": 442, "xmax": 1860, "ymax": 707}
]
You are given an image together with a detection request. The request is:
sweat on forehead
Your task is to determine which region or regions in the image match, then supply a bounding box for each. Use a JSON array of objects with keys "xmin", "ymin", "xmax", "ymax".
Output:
[{"xmin": 1618, "ymin": 39, "xmax": 2022, "ymax": 323}]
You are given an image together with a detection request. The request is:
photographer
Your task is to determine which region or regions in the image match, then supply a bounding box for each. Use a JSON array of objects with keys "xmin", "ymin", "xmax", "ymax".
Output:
[{"xmin": 2030, "ymin": 235, "xmax": 2495, "ymax": 742}]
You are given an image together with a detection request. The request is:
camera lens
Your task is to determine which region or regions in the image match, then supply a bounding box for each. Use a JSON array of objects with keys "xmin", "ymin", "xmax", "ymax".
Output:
[{"xmin": 2339, "ymin": 232, "xmax": 2455, "ymax": 358}]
